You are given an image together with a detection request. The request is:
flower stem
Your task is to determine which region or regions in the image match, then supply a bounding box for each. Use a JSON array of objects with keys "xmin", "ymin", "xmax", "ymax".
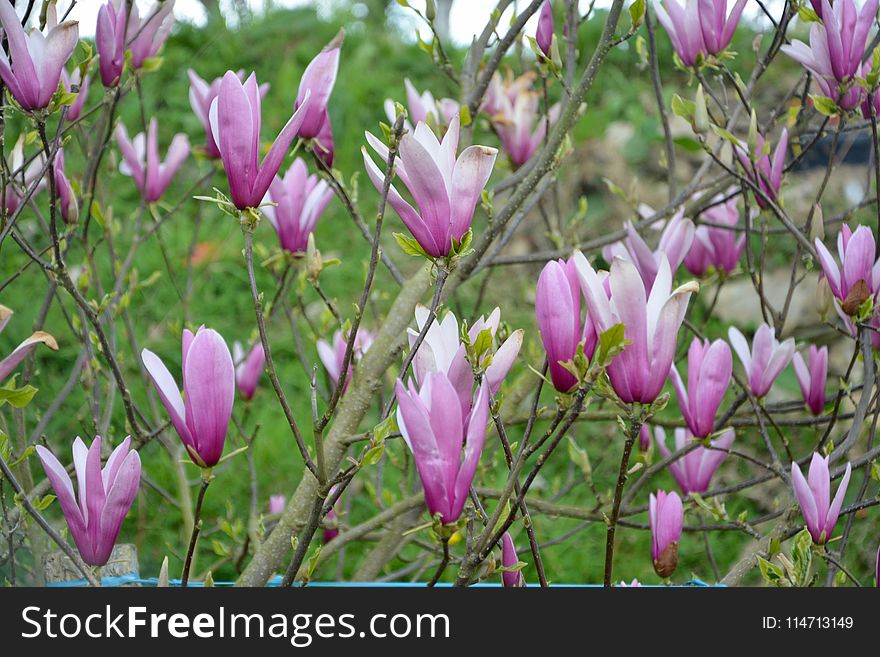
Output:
[
  {"xmin": 181, "ymin": 473, "xmax": 212, "ymax": 587},
  {"xmin": 428, "ymin": 538, "xmax": 450, "ymax": 587},
  {"xmin": 603, "ymin": 418, "xmax": 641, "ymax": 587}
]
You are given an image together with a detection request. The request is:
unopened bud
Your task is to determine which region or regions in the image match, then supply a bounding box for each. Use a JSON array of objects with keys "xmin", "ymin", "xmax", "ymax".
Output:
[
  {"xmin": 694, "ymin": 84, "xmax": 709, "ymax": 134},
  {"xmin": 809, "ymin": 204, "xmax": 825, "ymax": 242},
  {"xmin": 816, "ymin": 277, "xmax": 835, "ymax": 321}
]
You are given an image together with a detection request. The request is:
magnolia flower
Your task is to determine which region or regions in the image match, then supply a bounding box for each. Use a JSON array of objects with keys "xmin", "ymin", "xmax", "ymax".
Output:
[
  {"xmin": 263, "ymin": 158, "xmax": 334, "ymax": 254},
  {"xmin": 535, "ymin": 256, "xmax": 597, "ymax": 392},
  {"xmin": 125, "ymin": 0, "xmax": 176, "ymax": 69},
  {"xmin": 619, "ymin": 579, "xmax": 642, "ymax": 587},
  {"xmin": 0, "ymin": 0, "xmax": 79, "ymax": 111},
  {"xmin": 363, "ymin": 115, "xmax": 497, "ymax": 257},
  {"xmin": 490, "ymin": 87, "xmax": 561, "ymax": 167},
  {"xmin": 575, "ymin": 252, "xmax": 698, "ymax": 404},
  {"xmin": 115, "ymin": 119, "xmax": 190, "ymax": 204},
  {"xmin": 536, "ymin": 1, "xmax": 554, "ymax": 57},
  {"xmin": 649, "ymin": 490, "xmax": 683, "ymax": 578},
  {"xmin": 655, "ymin": 426, "xmax": 735, "ymax": 495},
  {"xmin": 295, "ymin": 31, "xmax": 342, "ymax": 140},
  {"xmin": 268, "ymin": 495, "xmax": 286, "ymax": 515},
  {"xmin": 793, "ymin": 345, "xmax": 828, "ymax": 416},
  {"xmin": 142, "ymin": 326, "xmax": 235, "ymax": 468},
  {"xmin": 603, "ymin": 208, "xmax": 695, "ymax": 292},
  {"xmin": 482, "ymin": 70, "xmax": 537, "ymax": 117},
  {"xmin": 60, "ymin": 68, "xmax": 90, "ymax": 122},
  {"xmin": 210, "ymin": 71, "xmax": 310, "ymax": 210},
  {"xmin": 653, "ymin": 0, "xmax": 747, "ymax": 66},
  {"xmin": 384, "ymin": 79, "xmax": 460, "ymax": 133},
  {"xmin": 2, "ymin": 135, "xmax": 43, "ymax": 215},
  {"xmin": 53, "ymin": 148, "xmax": 78, "ymax": 224},
  {"xmin": 233, "ymin": 341, "xmax": 265, "ymax": 401},
  {"xmin": 317, "ymin": 328, "xmax": 374, "ymax": 391},
  {"xmin": 36, "ymin": 436, "xmax": 141, "ymax": 567},
  {"xmin": 188, "ymin": 69, "xmax": 268, "ymax": 159},
  {"xmin": 781, "ymin": 0, "xmax": 878, "ymax": 111},
  {"xmin": 669, "ymin": 337, "xmax": 732, "ymax": 438},
  {"xmin": 791, "ymin": 453, "xmax": 851, "ymax": 545},
  {"xmin": 395, "ymin": 375, "xmax": 489, "ymax": 524},
  {"xmin": 501, "ymin": 532, "xmax": 525, "ymax": 587},
  {"xmin": 814, "ymin": 224, "xmax": 880, "ymax": 315},
  {"xmin": 728, "ymin": 323, "xmax": 794, "ymax": 398},
  {"xmin": 96, "ymin": 0, "xmax": 125, "ymax": 86},
  {"xmin": 735, "ymin": 129, "xmax": 788, "ymax": 209},
  {"xmin": 407, "ymin": 305, "xmax": 522, "ymax": 413},
  {"xmin": 684, "ymin": 196, "xmax": 745, "ymax": 276},
  {"xmin": 0, "ymin": 305, "xmax": 58, "ymax": 383}
]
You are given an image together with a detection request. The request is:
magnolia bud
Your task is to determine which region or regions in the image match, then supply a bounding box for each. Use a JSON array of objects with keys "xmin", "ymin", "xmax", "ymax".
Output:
[
  {"xmin": 809, "ymin": 204, "xmax": 825, "ymax": 242},
  {"xmin": 694, "ymin": 83, "xmax": 710, "ymax": 134},
  {"xmin": 816, "ymin": 277, "xmax": 835, "ymax": 321}
]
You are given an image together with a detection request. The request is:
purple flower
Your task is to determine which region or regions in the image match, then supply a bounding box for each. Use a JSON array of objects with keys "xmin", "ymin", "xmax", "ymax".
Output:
[
  {"xmin": 395, "ymin": 375, "xmax": 489, "ymax": 524},
  {"xmin": 655, "ymin": 426, "xmax": 735, "ymax": 495},
  {"xmin": 619, "ymin": 578, "xmax": 642, "ymax": 586},
  {"xmin": 53, "ymin": 148, "xmax": 78, "ymax": 224},
  {"xmin": 814, "ymin": 224, "xmax": 880, "ymax": 314},
  {"xmin": 649, "ymin": 490, "xmax": 683, "ymax": 578},
  {"xmin": 36, "ymin": 435, "xmax": 141, "ymax": 567},
  {"xmin": 640, "ymin": 424, "xmax": 652, "ymax": 450},
  {"xmin": 728, "ymin": 323, "xmax": 794, "ymax": 398},
  {"xmin": 781, "ymin": 0, "xmax": 877, "ymax": 111},
  {"xmin": 384, "ymin": 79, "xmax": 460, "ymax": 132},
  {"xmin": 188, "ymin": 69, "xmax": 268, "ymax": 159},
  {"xmin": 604, "ymin": 208, "xmax": 695, "ymax": 292},
  {"xmin": 268, "ymin": 495, "xmax": 286, "ymax": 515},
  {"xmin": 536, "ymin": 1, "xmax": 554, "ymax": 57},
  {"xmin": 536, "ymin": 256, "xmax": 597, "ymax": 392},
  {"xmin": 263, "ymin": 158, "xmax": 334, "ymax": 254},
  {"xmin": 735, "ymin": 129, "xmax": 788, "ymax": 209},
  {"xmin": 125, "ymin": 0, "xmax": 175, "ymax": 69},
  {"xmin": 317, "ymin": 328, "xmax": 374, "ymax": 392},
  {"xmin": 501, "ymin": 532, "xmax": 525, "ymax": 587},
  {"xmin": 142, "ymin": 326, "xmax": 235, "ymax": 468},
  {"xmin": 408, "ymin": 305, "xmax": 521, "ymax": 410},
  {"xmin": 492, "ymin": 89, "xmax": 561, "ymax": 168},
  {"xmin": 96, "ymin": 0, "xmax": 126, "ymax": 87},
  {"xmin": 61, "ymin": 68, "xmax": 90, "ymax": 122},
  {"xmin": 0, "ymin": 305, "xmax": 58, "ymax": 383},
  {"xmin": 791, "ymin": 452, "xmax": 852, "ymax": 545},
  {"xmin": 296, "ymin": 31, "xmax": 342, "ymax": 140},
  {"xmin": 233, "ymin": 341, "xmax": 265, "ymax": 401},
  {"xmin": 313, "ymin": 109, "xmax": 334, "ymax": 167},
  {"xmin": 653, "ymin": 0, "xmax": 748, "ymax": 66},
  {"xmin": 683, "ymin": 196, "xmax": 745, "ymax": 276},
  {"xmin": 363, "ymin": 115, "xmax": 497, "ymax": 258},
  {"xmin": 210, "ymin": 71, "xmax": 311, "ymax": 210},
  {"xmin": 323, "ymin": 507, "xmax": 339, "ymax": 544},
  {"xmin": 575, "ymin": 252, "xmax": 698, "ymax": 404},
  {"xmin": 0, "ymin": 0, "xmax": 79, "ymax": 111},
  {"xmin": 116, "ymin": 118, "xmax": 190, "ymax": 203},
  {"xmin": 792, "ymin": 345, "xmax": 828, "ymax": 416},
  {"xmin": 669, "ymin": 337, "xmax": 732, "ymax": 438}
]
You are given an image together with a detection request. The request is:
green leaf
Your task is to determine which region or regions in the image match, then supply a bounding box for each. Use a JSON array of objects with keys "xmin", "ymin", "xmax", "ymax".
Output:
[
  {"xmin": 33, "ymin": 494, "xmax": 56, "ymax": 512},
  {"xmin": 671, "ymin": 93, "xmax": 695, "ymax": 121},
  {"xmin": 472, "ymin": 328, "xmax": 494, "ymax": 359},
  {"xmin": 362, "ymin": 443, "xmax": 385, "ymax": 465},
  {"xmin": 0, "ymin": 384, "xmax": 38, "ymax": 408},
  {"xmin": 372, "ymin": 415, "xmax": 398, "ymax": 444},
  {"xmin": 393, "ymin": 232, "xmax": 430, "ymax": 258},
  {"xmin": 594, "ymin": 323, "xmax": 629, "ymax": 368},
  {"xmin": 757, "ymin": 556, "xmax": 786, "ymax": 586},
  {"xmin": 629, "ymin": 0, "xmax": 646, "ymax": 28},
  {"xmin": 809, "ymin": 94, "xmax": 841, "ymax": 117}
]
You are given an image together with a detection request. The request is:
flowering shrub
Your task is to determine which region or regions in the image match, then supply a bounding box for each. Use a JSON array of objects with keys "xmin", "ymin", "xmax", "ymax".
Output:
[{"xmin": 1, "ymin": 0, "xmax": 879, "ymax": 590}]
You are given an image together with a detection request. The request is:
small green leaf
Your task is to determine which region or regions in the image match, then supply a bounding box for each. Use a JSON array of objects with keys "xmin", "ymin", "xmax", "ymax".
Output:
[
  {"xmin": 393, "ymin": 232, "xmax": 429, "ymax": 258},
  {"xmin": 809, "ymin": 94, "xmax": 841, "ymax": 117}
]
